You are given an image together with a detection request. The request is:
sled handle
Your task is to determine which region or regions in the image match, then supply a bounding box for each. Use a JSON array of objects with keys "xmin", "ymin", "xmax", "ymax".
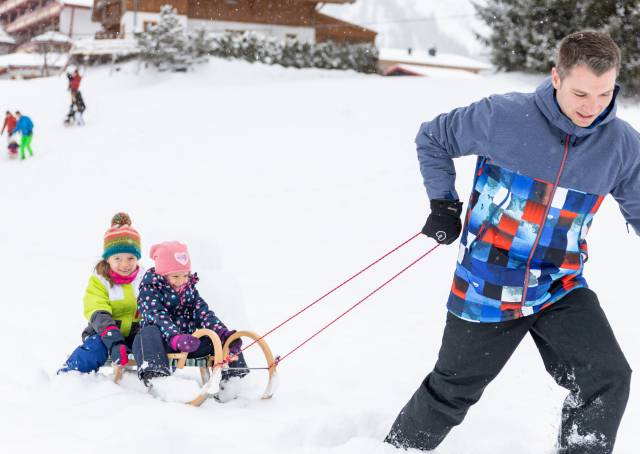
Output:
[{"xmin": 222, "ymin": 330, "xmax": 279, "ymax": 399}]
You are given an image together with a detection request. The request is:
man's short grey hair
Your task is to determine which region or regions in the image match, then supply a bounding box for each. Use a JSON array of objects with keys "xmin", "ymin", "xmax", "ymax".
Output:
[{"xmin": 556, "ymin": 30, "xmax": 621, "ymax": 80}]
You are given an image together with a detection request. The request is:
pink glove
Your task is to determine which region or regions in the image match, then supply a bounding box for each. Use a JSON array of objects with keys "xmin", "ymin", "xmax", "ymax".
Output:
[{"xmin": 170, "ymin": 334, "xmax": 201, "ymax": 353}]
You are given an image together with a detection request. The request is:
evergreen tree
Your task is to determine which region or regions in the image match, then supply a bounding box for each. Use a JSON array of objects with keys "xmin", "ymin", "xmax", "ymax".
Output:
[
  {"xmin": 475, "ymin": 0, "xmax": 640, "ymax": 95},
  {"xmin": 605, "ymin": 2, "xmax": 640, "ymax": 95},
  {"xmin": 136, "ymin": 5, "xmax": 192, "ymax": 72},
  {"xmin": 189, "ymin": 27, "xmax": 214, "ymax": 63}
]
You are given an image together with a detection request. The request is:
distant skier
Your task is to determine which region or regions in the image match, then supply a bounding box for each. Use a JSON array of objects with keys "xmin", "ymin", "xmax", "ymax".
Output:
[
  {"xmin": 12, "ymin": 111, "xmax": 34, "ymax": 160},
  {"xmin": 59, "ymin": 213, "xmax": 145, "ymax": 375},
  {"xmin": 385, "ymin": 31, "xmax": 640, "ymax": 454},
  {"xmin": 65, "ymin": 69, "xmax": 85, "ymax": 126},
  {"xmin": 136, "ymin": 241, "xmax": 247, "ymax": 397}
]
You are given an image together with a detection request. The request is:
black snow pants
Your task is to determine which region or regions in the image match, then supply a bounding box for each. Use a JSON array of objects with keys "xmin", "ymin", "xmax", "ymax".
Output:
[
  {"xmin": 385, "ymin": 288, "xmax": 631, "ymax": 453},
  {"xmin": 132, "ymin": 325, "xmax": 171, "ymax": 378}
]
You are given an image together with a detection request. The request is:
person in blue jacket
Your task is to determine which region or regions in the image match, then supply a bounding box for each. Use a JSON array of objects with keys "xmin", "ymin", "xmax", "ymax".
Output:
[
  {"xmin": 385, "ymin": 31, "xmax": 640, "ymax": 453},
  {"xmin": 13, "ymin": 111, "xmax": 34, "ymax": 160}
]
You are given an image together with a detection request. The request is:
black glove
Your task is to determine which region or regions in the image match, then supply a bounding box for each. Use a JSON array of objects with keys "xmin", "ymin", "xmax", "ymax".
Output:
[{"xmin": 421, "ymin": 199, "xmax": 463, "ymax": 245}]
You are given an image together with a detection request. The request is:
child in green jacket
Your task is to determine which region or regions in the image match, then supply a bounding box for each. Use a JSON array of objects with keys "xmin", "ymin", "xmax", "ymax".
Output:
[{"xmin": 58, "ymin": 213, "xmax": 144, "ymax": 373}]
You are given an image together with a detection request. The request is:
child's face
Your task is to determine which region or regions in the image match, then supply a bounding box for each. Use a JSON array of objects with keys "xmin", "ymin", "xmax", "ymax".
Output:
[
  {"xmin": 166, "ymin": 272, "xmax": 190, "ymax": 291},
  {"xmin": 107, "ymin": 253, "xmax": 138, "ymax": 276}
]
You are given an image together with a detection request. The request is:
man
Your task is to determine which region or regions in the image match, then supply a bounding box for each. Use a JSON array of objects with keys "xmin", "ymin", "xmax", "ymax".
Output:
[
  {"xmin": 385, "ymin": 31, "xmax": 639, "ymax": 453},
  {"xmin": 13, "ymin": 111, "xmax": 34, "ymax": 160},
  {"xmin": 1, "ymin": 110, "xmax": 16, "ymax": 144}
]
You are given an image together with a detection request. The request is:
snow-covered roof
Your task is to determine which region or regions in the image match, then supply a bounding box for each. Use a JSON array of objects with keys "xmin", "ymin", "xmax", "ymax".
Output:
[
  {"xmin": 31, "ymin": 31, "xmax": 72, "ymax": 43},
  {"xmin": 0, "ymin": 28, "xmax": 14, "ymax": 45},
  {"xmin": 0, "ymin": 52, "xmax": 68, "ymax": 68},
  {"xmin": 71, "ymin": 38, "xmax": 139, "ymax": 56},
  {"xmin": 61, "ymin": 0, "xmax": 94, "ymax": 7},
  {"xmin": 384, "ymin": 63, "xmax": 480, "ymax": 79},
  {"xmin": 379, "ymin": 48, "xmax": 492, "ymax": 71}
]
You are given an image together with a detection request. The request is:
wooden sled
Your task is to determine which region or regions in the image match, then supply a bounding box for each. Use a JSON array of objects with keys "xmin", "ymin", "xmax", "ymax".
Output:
[{"xmin": 112, "ymin": 328, "xmax": 278, "ymax": 406}]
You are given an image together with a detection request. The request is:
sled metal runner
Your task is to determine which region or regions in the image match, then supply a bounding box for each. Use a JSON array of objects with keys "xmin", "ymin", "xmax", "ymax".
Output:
[{"xmin": 112, "ymin": 328, "xmax": 279, "ymax": 406}]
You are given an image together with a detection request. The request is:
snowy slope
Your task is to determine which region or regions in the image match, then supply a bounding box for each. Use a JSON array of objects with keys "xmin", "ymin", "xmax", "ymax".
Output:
[
  {"xmin": 322, "ymin": 0, "xmax": 489, "ymax": 57},
  {"xmin": 0, "ymin": 60, "xmax": 638, "ymax": 454}
]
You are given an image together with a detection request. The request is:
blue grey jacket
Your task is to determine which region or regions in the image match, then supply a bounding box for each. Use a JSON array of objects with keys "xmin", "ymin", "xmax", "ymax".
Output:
[{"xmin": 417, "ymin": 78, "xmax": 640, "ymax": 322}]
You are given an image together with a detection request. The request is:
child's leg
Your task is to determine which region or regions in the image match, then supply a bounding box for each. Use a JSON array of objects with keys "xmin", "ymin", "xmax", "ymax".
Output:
[
  {"xmin": 25, "ymin": 134, "xmax": 33, "ymax": 156},
  {"xmin": 19, "ymin": 136, "xmax": 26, "ymax": 159},
  {"xmin": 58, "ymin": 334, "xmax": 108, "ymax": 373},
  {"xmin": 132, "ymin": 325, "xmax": 170, "ymax": 379}
]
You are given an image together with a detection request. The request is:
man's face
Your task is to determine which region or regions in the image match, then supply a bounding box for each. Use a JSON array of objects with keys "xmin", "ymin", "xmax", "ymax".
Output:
[{"xmin": 551, "ymin": 64, "xmax": 617, "ymax": 128}]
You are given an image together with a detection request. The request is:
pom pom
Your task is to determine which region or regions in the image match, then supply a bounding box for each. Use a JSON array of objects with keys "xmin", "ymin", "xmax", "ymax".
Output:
[{"xmin": 111, "ymin": 212, "xmax": 132, "ymax": 227}]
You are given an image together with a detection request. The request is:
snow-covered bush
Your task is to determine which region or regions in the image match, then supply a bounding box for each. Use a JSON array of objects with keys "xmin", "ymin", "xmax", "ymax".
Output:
[
  {"xmin": 208, "ymin": 30, "xmax": 378, "ymax": 73},
  {"xmin": 476, "ymin": 0, "xmax": 640, "ymax": 96}
]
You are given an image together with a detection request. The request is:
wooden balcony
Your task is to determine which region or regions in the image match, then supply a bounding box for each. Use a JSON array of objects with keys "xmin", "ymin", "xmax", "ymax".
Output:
[
  {"xmin": 5, "ymin": 2, "xmax": 62, "ymax": 33},
  {"xmin": 0, "ymin": 0, "xmax": 42, "ymax": 17}
]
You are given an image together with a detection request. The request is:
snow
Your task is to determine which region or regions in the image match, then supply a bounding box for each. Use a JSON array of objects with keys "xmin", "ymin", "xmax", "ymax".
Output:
[
  {"xmin": 61, "ymin": 0, "xmax": 93, "ymax": 7},
  {"xmin": 31, "ymin": 31, "xmax": 73, "ymax": 43},
  {"xmin": 0, "ymin": 52, "xmax": 68, "ymax": 67},
  {"xmin": 0, "ymin": 58, "xmax": 638, "ymax": 454},
  {"xmin": 0, "ymin": 28, "xmax": 15, "ymax": 44},
  {"xmin": 71, "ymin": 38, "xmax": 139, "ymax": 56},
  {"xmin": 384, "ymin": 64, "xmax": 480, "ymax": 79}
]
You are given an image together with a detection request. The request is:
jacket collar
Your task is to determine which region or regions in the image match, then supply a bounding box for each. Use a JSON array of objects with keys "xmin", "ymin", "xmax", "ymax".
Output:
[{"xmin": 534, "ymin": 76, "xmax": 619, "ymax": 138}]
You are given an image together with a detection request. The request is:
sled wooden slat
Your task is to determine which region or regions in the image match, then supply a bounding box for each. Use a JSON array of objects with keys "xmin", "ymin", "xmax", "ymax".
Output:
[
  {"xmin": 182, "ymin": 329, "xmax": 224, "ymax": 406},
  {"xmin": 222, "ymin": 330, "xmax": 279, "ymax": 400}
]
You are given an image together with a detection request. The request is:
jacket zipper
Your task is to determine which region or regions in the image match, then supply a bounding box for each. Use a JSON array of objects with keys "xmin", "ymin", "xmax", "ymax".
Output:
[{"xmin": 520, "ymin": 133, "xmax": 571, "ymax": 305}]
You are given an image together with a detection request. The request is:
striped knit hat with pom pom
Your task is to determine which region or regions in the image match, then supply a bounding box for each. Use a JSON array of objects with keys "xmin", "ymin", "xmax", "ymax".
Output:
[{"xmin": 103, "ymin": 212, "xmax": 142, "ymax": 260}]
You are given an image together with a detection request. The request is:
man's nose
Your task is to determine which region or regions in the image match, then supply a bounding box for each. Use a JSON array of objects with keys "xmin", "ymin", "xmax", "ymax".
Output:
[{"xmin": 584, "ymin": 97, "xmax": 599, "ymax": 114}]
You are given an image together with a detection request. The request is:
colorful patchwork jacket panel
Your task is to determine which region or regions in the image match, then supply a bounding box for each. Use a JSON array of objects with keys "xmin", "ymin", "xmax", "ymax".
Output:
[{"xmin": 417, "ymin": 78, "xmax": 640, "ymax": 323}]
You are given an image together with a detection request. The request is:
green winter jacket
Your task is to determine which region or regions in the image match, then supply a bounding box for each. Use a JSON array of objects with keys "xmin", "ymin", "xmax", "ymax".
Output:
[{"xmin": 82, "ymin": 270, "xmax": 144, "ymax": 338}]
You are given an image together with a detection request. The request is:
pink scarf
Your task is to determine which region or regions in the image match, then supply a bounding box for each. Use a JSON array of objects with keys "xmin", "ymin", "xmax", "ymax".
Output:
[{"xmin": 109, "ymin": 267, "xmax": 139, "ymax": 285}]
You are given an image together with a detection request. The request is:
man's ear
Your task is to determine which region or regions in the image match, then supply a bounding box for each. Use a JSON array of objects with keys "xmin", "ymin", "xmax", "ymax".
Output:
[{"xmin": 551, "ymin": 67, "xmax": 561, "ymax": 89}]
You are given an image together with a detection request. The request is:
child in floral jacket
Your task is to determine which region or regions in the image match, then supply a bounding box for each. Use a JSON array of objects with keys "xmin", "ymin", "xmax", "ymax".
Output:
[{"xmin": 136, "ymin": 241, "xmax": 247, "ymax": 392}]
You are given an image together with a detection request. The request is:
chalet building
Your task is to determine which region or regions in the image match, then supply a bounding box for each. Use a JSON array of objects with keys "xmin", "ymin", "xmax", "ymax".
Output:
[
  {"xmin": 0, "ymin": 0, "xmax": 101, "ymax": 44},
  {"xmin": 92, "ymin": 0, "xmax": 376, "ymax": 44},
  {"xmin": 378, "ymin": 48, "xmax": 492, "ymax": 76}
]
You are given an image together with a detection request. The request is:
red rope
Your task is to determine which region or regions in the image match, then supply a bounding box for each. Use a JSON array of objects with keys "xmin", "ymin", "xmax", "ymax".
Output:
[
  {"xmin": 236, "ymin": 232, "xmax": 422, "ymax": 357},
  {"xmin": 270, "ymin": 243, "xmax": 440, "ymax": 367}
]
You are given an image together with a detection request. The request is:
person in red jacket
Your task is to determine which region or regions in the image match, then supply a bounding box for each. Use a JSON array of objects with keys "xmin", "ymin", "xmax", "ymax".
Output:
[
  {"xmin": 1, "ymin": 111, "xmax": 16, "ymax": 155},
  {"xmin": 68, "ymin": 69, "xmax": 81, "ymax": 93},
  {"xmin": 1, "ymin": 110, "xmax": 16, "ymax": 139}
]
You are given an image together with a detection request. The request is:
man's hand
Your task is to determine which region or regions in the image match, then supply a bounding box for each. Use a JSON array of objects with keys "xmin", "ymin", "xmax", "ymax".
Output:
[{"xmin": 421, "ymin": 199, "xmax": 463, "ymax": 245}]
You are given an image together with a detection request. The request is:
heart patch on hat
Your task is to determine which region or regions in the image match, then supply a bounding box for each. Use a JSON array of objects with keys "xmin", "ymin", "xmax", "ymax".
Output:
[{"xmin": 174, "ymin": 252, "xmax": 189, "ymax": 265}]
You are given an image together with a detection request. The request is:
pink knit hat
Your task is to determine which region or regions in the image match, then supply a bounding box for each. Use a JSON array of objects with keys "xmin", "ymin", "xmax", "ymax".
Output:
[{"xmin": 150, "ymin": 241, "xmax": 191, "ymax": 276}]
